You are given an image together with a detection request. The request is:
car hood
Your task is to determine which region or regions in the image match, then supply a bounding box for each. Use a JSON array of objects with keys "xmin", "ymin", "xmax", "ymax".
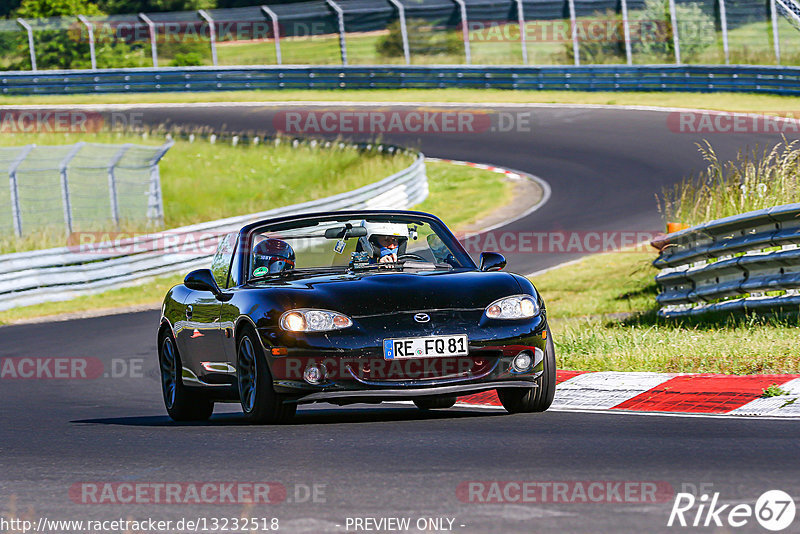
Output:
[{"xmin": 248, "ymin": 269, "xmax": 524, "ymax": 316}]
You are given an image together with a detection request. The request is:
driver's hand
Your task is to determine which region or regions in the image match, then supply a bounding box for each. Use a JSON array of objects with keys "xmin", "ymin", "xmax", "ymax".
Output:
[{"xmin": 379, "ymin": 254, "xmax": 397, "ymax": 264}]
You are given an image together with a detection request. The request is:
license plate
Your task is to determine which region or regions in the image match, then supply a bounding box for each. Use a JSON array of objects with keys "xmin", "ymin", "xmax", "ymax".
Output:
[{"xmin": 383, "ymin": 334, "xmax": 469, "ymax": 360}]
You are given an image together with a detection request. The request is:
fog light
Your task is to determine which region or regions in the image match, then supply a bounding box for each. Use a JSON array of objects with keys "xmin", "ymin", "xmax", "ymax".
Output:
[
  {"xmin": 511, "ymin": 351, "xmax": 533, "ymax": 373},
  {"xmin": 303, "ymin": 365, "xmax": 326, "ymax": 385}
]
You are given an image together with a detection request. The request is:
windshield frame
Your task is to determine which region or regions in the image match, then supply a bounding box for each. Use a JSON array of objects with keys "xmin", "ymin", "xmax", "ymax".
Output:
[{"xmin": 239, "ymin": 211, "xmax": 476, "ymax": 283}]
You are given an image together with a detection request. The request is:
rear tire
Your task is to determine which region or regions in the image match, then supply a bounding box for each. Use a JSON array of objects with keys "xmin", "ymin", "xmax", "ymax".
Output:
[
  {"xmin": 237, "ymin": 327, "xmax": 296, "ymax": 424},
  {"xmin": 158, "ymin": 331, "xmax": 214, "ymax": 422},
  {"xmin": 498, "ymin": 327, "xmax": 556, "ymax": 414},
  {"xmin": 413, "ymin": 396, "xmax": 457, "ymax": 410}
]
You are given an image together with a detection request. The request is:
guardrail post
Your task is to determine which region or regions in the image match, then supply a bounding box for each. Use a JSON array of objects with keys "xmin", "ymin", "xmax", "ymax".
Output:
[
  {"xmin": 718, "ymin": 0, "xmax": 729, "ymax": 64},
  {"xmin": 77, "ymin": 15, "xmax": 97, "ymax": 70},
  {"xmin": 453, "ymin": 0, "xmax": 471, "ymax": 65},
  {"xmin": 139, "ymin": 13, "xmax": 159, "ymax": 68},
  {"xmin": 198, "ymin": 10, "xmax": 218, "ymax": 67},
  {"xmin": 770, "ymin": 0, "xmax": 781, "ymax": 64},
  {"xmin": 668, "ymin": 0, "xmax": 681, "ymax": 64},
  {"xmin": 388, "ymin": 0, "xmax": 411, "ymax": 65},
  {"xmin": 620, "ymin": 0, "xmax": 633, "ymax": 65},
  {"xmin": 325, "ymin": 0, "xmax": 348, "ymax": 65},
  {"xmin": 107, "ymin": 144, "xmax": 132, "ymax": 227},
  {"xmin": 567, "ymin": 0, "xmax": 580, "ymax": 65},
  {"xmin": 8, "ymin": 145, "xmax": 34, "ymax": 238},
  {"xmin": 260, "ymin": 5, "xmax": 282, "ymax": 65},
  {"xmin": 16, "ymin": 18, "xmax": 36, "ymax": 71},
  {"xmin": 59, "ymin": 143, "xmax": 84, "ymax": 235},
  {"xmin": 147, "ymin": 141, "xmax": 174, "ymax": 224},
  {"xmin": 515, "ymin": 0, "xmax": 528, "ymax": 65}
]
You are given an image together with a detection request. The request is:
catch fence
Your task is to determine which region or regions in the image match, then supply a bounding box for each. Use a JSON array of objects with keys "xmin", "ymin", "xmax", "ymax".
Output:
[
  {"xmin": 0, "ymin": 142, "xmax": 171, "ymax": 237},
  {"xmin": 2, "ymin": 0, "xmax": 800, "ymax": 72}
]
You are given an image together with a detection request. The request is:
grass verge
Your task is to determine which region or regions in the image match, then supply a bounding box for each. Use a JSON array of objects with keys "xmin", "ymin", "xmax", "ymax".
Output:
[
  {"xmin": 532, "ymin": 249, "xmax": 800, "ymax": 374},
  {"xmin": 0, "ymin": 160, "xmax": 516, "ymax": 324},
  {"xmin": 2, "ymin": 89, "xmax": 800, "ymax": 114},
  {"xmin": 660, "ymin": 139, "xmax": 800, "ymax": 227}
]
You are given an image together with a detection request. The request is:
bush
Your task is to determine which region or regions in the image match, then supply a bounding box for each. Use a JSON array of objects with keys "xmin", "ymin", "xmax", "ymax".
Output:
[
  {"xmin": 170, "ymin": 52, "xmax": 204, "ymax": 66},
  {"xmin": 377, "ymin": 19, "xmax": 463, "ymax": 59},
  {"xmin": 562, "ymin": 0, "xmax": 715, "ymax": 64},
  {"xmin": 9, "ymin": 0, "xmax": 146, "ymax": 70},
  {"xmin": 564, "ymin": 10, "xmax": 627, "ymax": 64},
  {"xmin": 630, "ymin": 0, "xmax": 715, "ymax": 62}
]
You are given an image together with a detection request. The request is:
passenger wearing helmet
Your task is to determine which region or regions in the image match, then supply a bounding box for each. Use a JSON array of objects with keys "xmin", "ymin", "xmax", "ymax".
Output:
[
  {"xmin": 359, "ymin": 221, "xmax": 409, "ymax": 264},
  {"xmin": 252, "ymin": 238, "xmax": 295, "ymax": 276}
]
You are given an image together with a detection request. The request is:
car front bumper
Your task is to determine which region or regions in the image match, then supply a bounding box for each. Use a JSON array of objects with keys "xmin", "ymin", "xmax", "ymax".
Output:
[{"xmin": 287, "ymin": 380, "xmax": 537, "ymax": 405}]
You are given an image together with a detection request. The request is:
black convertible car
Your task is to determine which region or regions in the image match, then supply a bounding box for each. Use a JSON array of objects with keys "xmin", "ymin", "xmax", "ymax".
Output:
[{"xmin": 158, "ymin": 210, "xmax": 555, "ymax": 423}]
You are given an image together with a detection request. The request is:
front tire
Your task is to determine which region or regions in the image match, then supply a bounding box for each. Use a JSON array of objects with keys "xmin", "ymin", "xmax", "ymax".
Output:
[
  {"xmin": 498, "ymin": 327, "xmax": 556, "ymax": 414},
  {"xmin": 413, "ymin": 396, "xmax": 457, "ymax": 410},
  {"xmin": 237, "ymin": 328, "xmax": 296, "ymax": 424},
  {"xmin": 158, "ymin": 331, "xmax": 214, "ymax": 422}
]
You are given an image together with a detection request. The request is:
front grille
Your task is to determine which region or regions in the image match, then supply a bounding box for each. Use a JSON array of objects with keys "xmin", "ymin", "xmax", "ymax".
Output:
[{"xmin": 346, "ymin": 352, "xmax": 501, "ymax": 383}]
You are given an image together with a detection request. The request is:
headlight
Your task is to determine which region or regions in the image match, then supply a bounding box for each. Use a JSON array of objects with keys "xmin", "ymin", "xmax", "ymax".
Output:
[
  {"xmin": 485, "ymin": 295, "xmax": 539, "ymax": 319},
  {"xmin": 280, "ymin": 309, "xmax": 353, "ymax": 332}
]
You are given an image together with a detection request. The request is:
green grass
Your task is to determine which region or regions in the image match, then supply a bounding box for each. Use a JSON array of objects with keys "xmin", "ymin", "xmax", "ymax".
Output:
[
  {"xmin": 531, "ymin": 249, "xmax": 800, "ymax": 374},
  {"xmin": 414, "ymin": 161, "xmax": 514, "ymax": 230},
  {"xmin": 0, "ymin": 131, "xmax": 413, "ymax": 253},
  {"xmin": 762, "ymin": 384, "xmax": 791, "ymax": 397},
  {"xmin": 4, "ymin": 89, "xmax": 800, "ymax": 114},
  {"xmin": 660, "ymin": 139, "xmax": 800, "ymax": 227},
  {"xmin": 531, "ymin": 251, "xmax": 659, "ymax": 318},
  {"xmin": 0, "ymin": 160, "xmax": 515, "ymax": 324}
]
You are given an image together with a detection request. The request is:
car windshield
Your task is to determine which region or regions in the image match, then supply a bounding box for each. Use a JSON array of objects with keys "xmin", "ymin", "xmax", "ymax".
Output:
[{"xmin": 247, "ymin": 214, "xmax": 472, "ymax": 279}]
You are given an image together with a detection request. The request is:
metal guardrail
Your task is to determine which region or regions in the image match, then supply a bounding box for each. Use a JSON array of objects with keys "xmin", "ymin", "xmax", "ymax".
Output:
[
  {"xmin": 0, "ymin": 151, "xmax": 427, "ymax": 312},
  {"xmin": 3, "ymin": 65, "xmax": 800, "ymax": 96},
  {"xmin": 652, "ymin": 203, "xmax": 800, "ymax": 317}
]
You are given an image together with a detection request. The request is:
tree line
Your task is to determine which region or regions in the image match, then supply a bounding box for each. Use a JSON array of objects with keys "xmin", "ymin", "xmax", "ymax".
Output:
[{"xmin": 2, "ymin": 0, "xmax": 311, "ymax": 19}]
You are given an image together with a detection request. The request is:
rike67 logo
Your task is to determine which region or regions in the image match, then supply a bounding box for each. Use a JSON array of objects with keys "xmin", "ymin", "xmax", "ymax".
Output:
[{"xmin": 668, "ymin": 490, "xmax": 796, "ymax": 531}]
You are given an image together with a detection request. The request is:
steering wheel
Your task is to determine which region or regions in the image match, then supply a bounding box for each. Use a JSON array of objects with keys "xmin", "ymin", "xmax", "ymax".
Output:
[{"xmin": 397, "ymin": 253, "xmax": 428, "ymax": 262}]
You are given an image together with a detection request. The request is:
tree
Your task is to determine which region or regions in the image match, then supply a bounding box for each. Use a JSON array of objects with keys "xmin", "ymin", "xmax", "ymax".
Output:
[
  {"xmin": 13, "ymin": 0, "xmax": 147, "ymax": 70},
  {"xmin": 94, "ymin": 0, "xmax": 214, "ymax": 15},
  {"xmin": 16, "ymin": 0, "xmax": 103, "ymax": 18},
  {"xmin": 0, "ymin": 0, "xmax": 23, "ymax": 18}
]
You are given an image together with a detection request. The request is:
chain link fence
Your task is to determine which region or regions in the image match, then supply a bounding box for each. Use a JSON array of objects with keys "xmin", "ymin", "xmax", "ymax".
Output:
[
  {"xmin": 0, "ymin": 142, "xmax": 171, "ymax": 237},
  {"xmin": 1, "ymin": 0, "xmax": 799, "ymax": 71}
]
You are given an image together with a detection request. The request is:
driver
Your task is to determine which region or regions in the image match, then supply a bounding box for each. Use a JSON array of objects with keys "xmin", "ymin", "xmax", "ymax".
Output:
[
  {"xmin": 359, "ymin": 221, "xmax": 409, "ymax": 264},
  {"xmin": 252, "ymin": 238, "xmax": 295, "ymax": 275}
]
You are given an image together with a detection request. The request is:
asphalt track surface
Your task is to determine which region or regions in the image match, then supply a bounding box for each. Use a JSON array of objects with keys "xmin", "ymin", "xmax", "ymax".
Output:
[{"xmin": 2, "ymin": 103, "xmax": 800, "ymax": 534}]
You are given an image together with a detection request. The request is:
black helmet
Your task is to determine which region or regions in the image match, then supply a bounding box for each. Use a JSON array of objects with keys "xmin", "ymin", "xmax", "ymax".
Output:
[{"xmin": 253, "ymin": 238, "xmax": 295, "ymax": 275}]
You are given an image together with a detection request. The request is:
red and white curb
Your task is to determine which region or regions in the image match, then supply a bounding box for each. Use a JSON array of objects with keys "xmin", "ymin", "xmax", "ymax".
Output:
[
  {"xmin": 459, "ymin": 371, "xmax": 800, "ymax": 417},
  {"xmin": 425, "ymin": 157, "xmax": 526, "ymax": 180}
]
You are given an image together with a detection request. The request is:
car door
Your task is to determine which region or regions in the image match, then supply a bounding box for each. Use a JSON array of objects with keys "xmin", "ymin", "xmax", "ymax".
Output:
[{"xmin": 176, "ymin": 233, "xmax": 237, "ymax": 385}]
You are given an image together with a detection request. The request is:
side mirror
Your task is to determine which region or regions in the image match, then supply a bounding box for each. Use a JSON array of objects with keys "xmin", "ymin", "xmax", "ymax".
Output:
[
  {"xmin": 479, "ymin": 252, "xmax": 506, "ymax": 272},
  {"xmin": 184, "ymin": 269, "xmax": 231, "ymax": 301}
]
